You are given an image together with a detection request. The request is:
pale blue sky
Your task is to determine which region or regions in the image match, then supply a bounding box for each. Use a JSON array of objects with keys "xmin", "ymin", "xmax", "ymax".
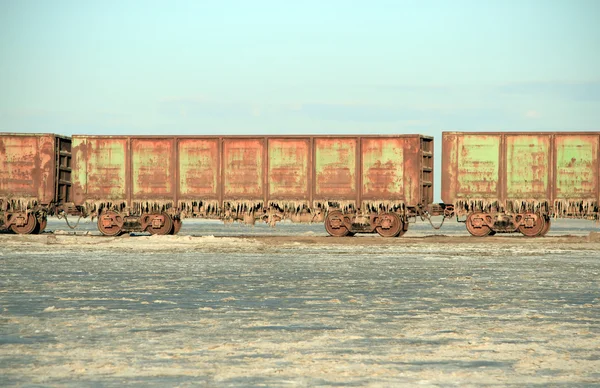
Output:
[
  {"xmin": 1, "ymin": 1, "xmax": 599, "ymax": 197},
  {"xmin": 2, "ymin": 0, "xmax": 598, "ymax": 136}
]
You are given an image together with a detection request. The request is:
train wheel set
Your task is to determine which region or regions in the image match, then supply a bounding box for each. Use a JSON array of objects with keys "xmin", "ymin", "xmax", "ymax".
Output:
[
  {"xmin": 94, "ymin": 211, "xmax": 182, "ymax": 236},
  {"xmin": 2, "ymin": 211, "xmax": 48, "ymax": 235},
  {"xmin": 321, "ymin": 210, "xmax": 412, "ymax": 237},
  {"xmin": 464, "ymin": 212, "xmax": 551, "ymax": 238}
]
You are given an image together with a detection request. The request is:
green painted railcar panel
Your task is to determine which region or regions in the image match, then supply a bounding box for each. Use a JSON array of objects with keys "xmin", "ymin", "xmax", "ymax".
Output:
[
  {"xmin": 361, "ymin": 138, "xmax": 404, "ymax": 199},
  {"xmin": 179, "ymin": 139, "xmax": 219, "ymax": 198},
  {"xmin": 555, "ymin": 135, "xmax": 598, "ymax": 199},
  {"xmin": 456, "ymin": 135, "xmax": 500, "ymax": 198},
  {"xmin": 506, "ymin": 135, "xmax": 550, "ymax": 198},
  {"xmin": 132, "ymin": 139, "xmax": 173, "ymax": 197},
  {"xmin": 314, "ymin": 138, "xmax": 356, "ymax": 198},
  {"xmin": 223, "ymin": 139, "xmax": 263, "ymax": 198},
  {"xmin": 81, "ymin": 138, "xmax": 127, "ymax": 200},
  {"xmin": 268, "ymin": 139, "xmax": 309, "ymax": 199}
]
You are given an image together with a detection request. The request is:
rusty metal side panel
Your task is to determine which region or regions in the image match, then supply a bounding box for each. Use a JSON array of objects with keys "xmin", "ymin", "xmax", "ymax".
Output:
[
  {"xmin": 404, "ymin": 136, "xmax": 424, "ymax": 206},
  {"xmin": 223, "ymin": 138, "xmax": 264, "ymax": 199},
  {"xmin": 361, "ymin": 137, "xmax": 405, "ymax": 200},
  {"xmin": 71, "ymin": 136, "xmax": 86, "ymax": 205},
  {"xmin": 505, "ymin": 134, "xmax": 551, "ymax": 199},
  {"xmin": 178, "ymin": 139, "xmax": 219, "ymax": 199},
  {"xmin": 72, "ymin": 137, "xmax": 127, "ymax": 203},
  {"xmin": 455, "ymin": 134, "xmax": 501, "ymax": 199},
  {"xmin": 314, "ymin": 138, "xmax": 356, "ymax": 199},
  {"xmin": 554, "ymin": 134, "xmax": 599, "ymax": 200},
  {"xmin": 131, "ymin": 139, "xmax": 174, "ymax": 199},
  {"xmin": 0, "ymin": 134, "xmax": 56, "ymax": 205},
  {"xmin": 441, "ymin": 133, "xmax": 458, "ymax": 204},
  {"xmin": 268, "ymin": 138, "xmax": 309, "ymax": 200},
  {"xmin": 38, "ymin": 135, "xmax": 57, "ymax": 204}
]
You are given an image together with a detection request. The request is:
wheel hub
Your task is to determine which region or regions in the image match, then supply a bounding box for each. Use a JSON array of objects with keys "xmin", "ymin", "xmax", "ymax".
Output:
[
  {"xmin": 14, "ymin": 214, "xmax": 27, "ymax": 227},
  {"xmin": 151, "ymin": 215, "xmax": 166, "ymax": 229},
  {"xmin": 380, "ymin": 217, "xmax": 393, "ymax": 229}
]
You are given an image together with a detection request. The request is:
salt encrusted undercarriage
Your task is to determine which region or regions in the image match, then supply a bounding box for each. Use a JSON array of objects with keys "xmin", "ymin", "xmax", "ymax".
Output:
[
  {"xmin": 63, "ymin": 199, "xmax": 437, "ymax": 237},
  {"xmin": 0, "ymin": 198, "xmax": 53, "ymax": 234},
  {"xmin": 4, "ymin": 196, "xmax": 597, "ymax": 238},
  {"xmin": 452, "ymin": 199, "xmax": 599, "ymax": 237}
]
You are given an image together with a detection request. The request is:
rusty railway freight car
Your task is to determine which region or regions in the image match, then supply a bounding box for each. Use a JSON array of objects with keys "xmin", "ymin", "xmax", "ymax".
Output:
[
  {"xmin": 442, "ymin": 132, "xmax": 600, "ymax": 237},
  {"xmin": 0, "ymin": 133, "xmax": 72, "ymax": 234},
  {"xmin": 71, "ymin": 135, "xmax": 434, "ymax": 236}
]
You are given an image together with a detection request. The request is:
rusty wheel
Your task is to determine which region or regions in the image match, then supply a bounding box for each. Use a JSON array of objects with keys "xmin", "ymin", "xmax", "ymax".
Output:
[
  {"xmin": 169, "ymin": 218, "xmax": 182, "ymax": 235},
  {"xmin": 395, "ymin": 219, "xmax": 409, "ymax": 237},
  {"xmin": 146, "ymin": 213, "xmax": 173, "ymax": 235},
  {"xmin": 10, "ymin": 213, "xmax": 38, "ymax": 235},
  {"xmin": 98, "ymin": 211, "xmax": 124, "ymax": 236},
  {"xmin": 519, "ymin": 213, "xmax": 546, "ymax": 237},
  {"xmin": 465, "ymin": 212, "xmax": 492, "ymax": 237},
  {"xmin": 324, "ymin": 211, "xmax": 350, "ymax": 237},
  {"xmin": 376, "ymin": 212, "xmax": 403, "ymax": 237},
  {"xmin": 538, "ymin": 217, "xmax": 551, "ymax": 237},
  {"xmin": 33, "ymin": 217, "xmax": 48, "ymax": 234}
]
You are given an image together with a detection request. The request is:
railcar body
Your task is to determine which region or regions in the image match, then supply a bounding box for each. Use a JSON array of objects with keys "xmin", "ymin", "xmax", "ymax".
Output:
[
  {"xmin": 71, "ymin": 135, "xmax": 434, "ymax": 236},
  {"xmin": 0, "ymin": 133, "xmax": 72, "ymax": 234},
  {"xmin": 442, "ymin": 132, "xmax": 600, "ymax": 236}
]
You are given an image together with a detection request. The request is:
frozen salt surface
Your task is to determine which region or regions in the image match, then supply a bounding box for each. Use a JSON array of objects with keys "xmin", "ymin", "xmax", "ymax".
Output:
[{"xmin": 0, "ymin": 218, "xmax": 599, "ymax": 386}]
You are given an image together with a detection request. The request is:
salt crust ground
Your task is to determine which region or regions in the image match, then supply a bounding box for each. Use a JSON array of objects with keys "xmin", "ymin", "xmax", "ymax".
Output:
[{"xmin": 1, "ymin": 220, "xmax": 599, "ymax": 387}]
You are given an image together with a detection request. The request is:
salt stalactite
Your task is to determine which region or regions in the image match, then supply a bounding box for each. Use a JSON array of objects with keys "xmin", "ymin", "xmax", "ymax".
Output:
[
  {"xmin": 221, "ymin": 200, "xmax": 265, "ymax": 224},
  {"xmin": 453, "ymin": 199, "xmax": 502, "ymax": 217},
  {"xmin": 179, "ymin": 200, "xmax": 220, "ymax": 219},
  {"xmin": 313, "ymin": 200, "xmax": 357, "ymax": 214},
  {"xmin": 267, "ymin": 200, "xmax": 314, "ymax": 223},
  {"xmin": 1, "ymin": 197, "xmax": 40, "ymax": 212},
  {"xmin": 554, "ymin": 199, "xmax": 599, "ymax": 220},
  {"xmin": 453, "ymin": 198, "xmax": 598, "ymax": 220},
  {"xmin": 81, "ymin": 200, "xmax": 128, "ymax": 219},
  {"xmin": 267, "ymin": 200, "xmax": 309, "ymax": 214},
  {"xmin": 132, "ymin": 200, "xmax": 175, "ymax": 215},
  {"xmin": 508, "ymin": 200, "xmax": 549, "ymax": 213},
  {"xmin": 361, "ymin": 200, "xmax": 406, "ymax": 214},
  {"xmin": 454, "ymin": 199, "xmax": 480, "ymax": 216}
]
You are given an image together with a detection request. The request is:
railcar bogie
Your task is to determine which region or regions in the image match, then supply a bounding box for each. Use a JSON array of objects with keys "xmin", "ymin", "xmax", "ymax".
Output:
[
  {"xmin": 93, "ymin": 209, "xmax": 181, "ymax": 236},
  {"xmin": 322, "ymin": 209, "xmax": 413, "ymax": 237},
  {"xmin": 462, "ymin": 211, "xmax": 552, "ymax": 237}
]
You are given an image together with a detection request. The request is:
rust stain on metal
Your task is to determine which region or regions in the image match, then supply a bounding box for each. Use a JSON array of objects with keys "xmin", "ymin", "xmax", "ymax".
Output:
[
  {"xmin": 314, "ymin": 138, "xmax": 356, "ymax": 198},
  {"xmin": 74, "ymin": 136, "xmax": 127, "ymax": 201},
  {"xmin": 400, "ymin": 136, "xmax": 426, "ymax": 207},
  {"xmin": 506, "ymin": 135, "xmax": 550, "ymax": 199},
  {"xmin": 361, "ymin": 138, "xmax": 405, "ymax": 198},
  {"xmin": 457, "ymin": 135, "xmax": 500, "ymax": 198},
  {"xmin": 178, "ymin": 139, "xmax": 219, "ymax": 197},
  {"xmin": 268, "ymin": 138, "xmax": 309, "ymax": 199},
  {"xmin": 441, "ymin": 133, "xmax": 457, "ymax": 204},
  {"xmin": 223, "ymin": 138, "xmax": 264, "ymax": 198},
  {"xmin": 132, "ymin": 139, "xmax": 173, "ymax": 197},
  {"xmin": 555, "ymin": 134, "xmax": 598, "ymax": 199},
  {"xmin": 0, "ymin": 133, "xmax": 57, "ymax": 206}
]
